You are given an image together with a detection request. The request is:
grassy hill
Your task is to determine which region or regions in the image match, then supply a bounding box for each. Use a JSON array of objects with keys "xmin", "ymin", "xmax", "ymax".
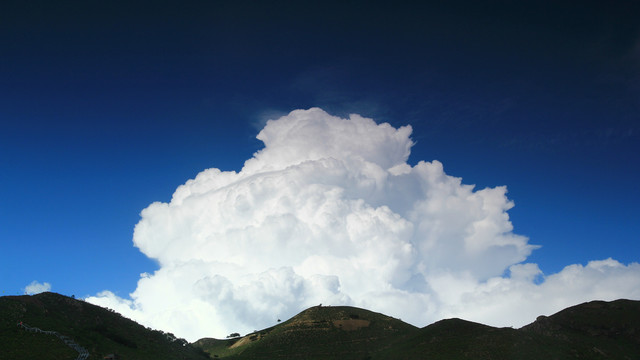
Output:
[
  {"xmin": 0, "ymin": 292, "xmax": 210, "ymax": 360},
  {"xmin": 195, "ymin": 305, "xmax": 417, "ymax": 359},
  {"xmin": 1, "ymin": 292, "xmax": 638, "ymax": 359},
  {"xmin": 520, "ymin": 299, "xmax": 640, "ymax": 359},
  {"xmin": 195, "ymin": 300, "xmax": 640, "ymax": 360}
]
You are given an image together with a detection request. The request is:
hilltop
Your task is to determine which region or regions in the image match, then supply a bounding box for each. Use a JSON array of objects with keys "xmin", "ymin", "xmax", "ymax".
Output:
[
  {"xmin": 0, "ymin": 292, "xmax": 209, "ymax": 360},
  {"xmin": 1, "ymin": 292, "xmax": 639, "ymax": 359},
  {"xmin": 195, "ymin": 305, "xmax": 417, "ymax": 359},
  {"xmin": 195, "ymin": 299, "xmax": 640, "ymax": 359}
]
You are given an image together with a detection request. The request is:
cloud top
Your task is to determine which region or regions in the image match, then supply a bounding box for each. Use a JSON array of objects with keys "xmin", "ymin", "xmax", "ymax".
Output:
[
  {"xmin": 244, "ymin": 108, "xmax": 413, "ymax": 173},
  {"xmin": 87, "ymin": 108, "xmax": 640, "ymax": 342}
]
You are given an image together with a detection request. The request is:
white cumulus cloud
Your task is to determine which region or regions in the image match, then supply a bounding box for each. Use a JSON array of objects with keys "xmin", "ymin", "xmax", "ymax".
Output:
[
  {"xmin": 24, "ymin": 280, "xmax": 51, "ymax": 295},
  {"xmin": 86, "ymin": 108, "xmax": 640, "ymax": 342}
]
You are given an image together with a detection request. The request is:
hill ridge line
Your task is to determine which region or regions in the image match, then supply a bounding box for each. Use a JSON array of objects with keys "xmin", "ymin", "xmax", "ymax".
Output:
[{"xmin": 17, "ymin": 321, "xmax": 90, "ymax": 360}]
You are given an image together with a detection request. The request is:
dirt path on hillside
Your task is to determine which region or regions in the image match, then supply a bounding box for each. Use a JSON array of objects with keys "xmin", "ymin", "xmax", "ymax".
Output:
[{"xmin": 17, "ymin": 322, "xmax": 90, "ymax": 360}]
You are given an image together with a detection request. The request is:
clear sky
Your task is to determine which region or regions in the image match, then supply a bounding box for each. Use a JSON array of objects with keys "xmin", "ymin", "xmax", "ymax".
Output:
[{"xmin": 1, "ymin": 0, "xmax": 639, "ymax": 340}]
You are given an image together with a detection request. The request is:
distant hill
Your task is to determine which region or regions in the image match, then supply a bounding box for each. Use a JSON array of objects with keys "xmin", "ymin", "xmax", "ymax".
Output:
[
  {"xmin": 374, "ymin": 300, "xmax": 640, "ymax": 359},
  {"xmin": 194, "ymin": 305, "xmax": 417, "ymax": 359},
  {"xmin": 1, "ymin": 293, "xmax": 638, "ymax": 359},
  {"xmin": 195, "ymin": 300, "xmax": 640, "ymax": 360},
  {"xmin": 0, "ymin": 292, "xmax": 209, "ymax": 360},
  {"xmin": 520, "ymin": 299, "xmax": 640, "ymax": 359}
]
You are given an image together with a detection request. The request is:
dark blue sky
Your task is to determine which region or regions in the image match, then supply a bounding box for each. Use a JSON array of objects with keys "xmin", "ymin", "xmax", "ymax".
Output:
[{"xmin": 1, "ymin": 0, "xmax": 639, "ymax": 297}]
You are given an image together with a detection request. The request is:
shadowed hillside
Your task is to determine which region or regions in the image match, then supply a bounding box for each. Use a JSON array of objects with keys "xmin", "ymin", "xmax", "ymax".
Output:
[
  {"xmin": 520, "ymin": 299, "xmax": 640, "ymax": 359},
  {"xmin": 195, "ymin": 300, "xmax": 640, "ymax": 360},
  {"xmin": 0, "ymin": 292, "xmax": 210, "ymax": 360},
  {"xmin": 1, "ymin": 293, "xmax": 639, "ymax": 359}
]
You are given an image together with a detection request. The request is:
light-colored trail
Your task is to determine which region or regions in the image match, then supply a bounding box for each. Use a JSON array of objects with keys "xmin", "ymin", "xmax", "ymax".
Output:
[{"xmin": 17, "ymin": 322, "xmax": 90, "ymax": 360}]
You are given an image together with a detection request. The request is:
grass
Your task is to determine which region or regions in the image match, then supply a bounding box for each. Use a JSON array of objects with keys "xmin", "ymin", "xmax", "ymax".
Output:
[
  {"xmin": 0, "ymin": 292, "xmax": 210, "ymax": 360},
  {"xmin": 2, "ymin": 293, "xmax": 638, "ymax": 360},
  {"xmin": 196, "ymin": 305, "xmax": 417, "ymax": 359},
  {"xmin": 194, "ymin": 300, "xmax": 640, "ymax": 360}
]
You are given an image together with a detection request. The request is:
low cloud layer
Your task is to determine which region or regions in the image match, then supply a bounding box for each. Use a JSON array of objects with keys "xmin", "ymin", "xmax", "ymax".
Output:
[
  {"xmin": 24, "ymin": 281, "xmax": 51, "ymax": 295},
  {"xmin": 86, "ymin": 108, "xmax": 640, "ymax": 341}
]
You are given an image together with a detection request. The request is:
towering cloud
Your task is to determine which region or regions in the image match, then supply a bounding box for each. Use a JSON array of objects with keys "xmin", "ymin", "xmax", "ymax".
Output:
[{"xmin": 87, "ymin": 108, "xmax": 640, "ymax": 342}]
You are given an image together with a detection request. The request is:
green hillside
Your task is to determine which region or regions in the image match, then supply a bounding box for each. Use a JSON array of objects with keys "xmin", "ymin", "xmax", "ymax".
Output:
[
  {"xmin": 520, "ymin": 299, "xmax": 640, "ymax": 359},
  {"xmin": 0, "ymin": 292, "xmax": 210, "ymax": 360},
  {"xmin": 1, "ymin": 292, "xmax": 638, "ymax": 360},
  {"xmin": 195, "ymin": 305, "xmax": 417, "ymax": 359},
  {"xmin": 195, "ymin": 300, "xmax": 640, "ymax": 360}
]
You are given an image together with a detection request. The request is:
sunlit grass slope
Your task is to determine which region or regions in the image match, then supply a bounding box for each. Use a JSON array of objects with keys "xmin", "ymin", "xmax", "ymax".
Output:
[{"xmin": 195, "ymin": 300, "xmax": 640, "ymax": 360}]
